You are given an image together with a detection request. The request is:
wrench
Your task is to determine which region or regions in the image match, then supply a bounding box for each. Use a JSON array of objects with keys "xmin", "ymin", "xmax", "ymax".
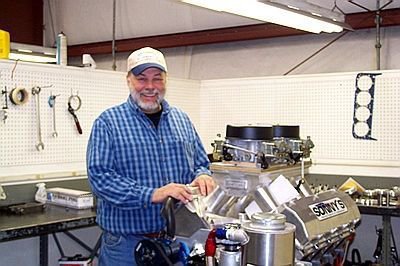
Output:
[
  {"xmin": 1, "ymin": 87, "xmax": 8, "ymax": 123},
  {"xmin": 68, "ymin": 104, "xmax": 82, "ymax": 134},
  {"xmin": 32, "ymin": 86, "xmax": 44, "ymax": 151},
  {"xmin": 48, "ymin": 94, "xmax": 59, "ymax": 137},
  {"xmin": 68, "ymin": 94, "xmax": 82, "ymax": 134}
]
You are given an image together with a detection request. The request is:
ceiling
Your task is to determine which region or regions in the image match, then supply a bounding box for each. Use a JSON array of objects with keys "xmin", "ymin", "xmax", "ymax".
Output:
[
  {"xmin": 297, "ymin": 0, "xmax": 400, "ymax": 12},
  {"xmin": 60, "ymin": 0, "xmax": 400, "ymax": 56}
]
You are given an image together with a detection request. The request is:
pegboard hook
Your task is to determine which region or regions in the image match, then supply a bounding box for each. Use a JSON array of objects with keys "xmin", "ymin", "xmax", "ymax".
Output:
[{"xmin": 70, "ymin": 88, "xmax": 79, "ymax": 97}]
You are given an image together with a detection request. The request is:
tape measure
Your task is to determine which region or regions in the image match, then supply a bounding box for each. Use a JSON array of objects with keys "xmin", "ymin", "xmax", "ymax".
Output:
[{"xmin": 9, "ymin": 87, "xmax": 29, "ymax": 105}]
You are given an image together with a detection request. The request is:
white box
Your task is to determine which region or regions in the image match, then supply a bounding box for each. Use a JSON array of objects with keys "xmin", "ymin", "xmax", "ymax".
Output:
[
  {"xmin": 47, "ymin": 187, "xmax": 94, "ymax": 209},
  {"xmin": 59, "ymin": 256, "xmax": 93, "ymax": 266}
]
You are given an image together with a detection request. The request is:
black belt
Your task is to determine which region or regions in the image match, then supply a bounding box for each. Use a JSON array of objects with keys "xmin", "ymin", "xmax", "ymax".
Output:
[{"xmin": 142, "ymin": 232, "xmax": 160, "ymax": 238}]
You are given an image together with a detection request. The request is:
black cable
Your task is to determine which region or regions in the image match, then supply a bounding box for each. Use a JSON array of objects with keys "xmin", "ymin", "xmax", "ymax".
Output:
[
  {"xmin": 284, "ymin": 30, "xmax": 350, "ymax": 75},
  {"xmin": 351, "ymin": 248, "xmax": 361, "ymax": 264},
  {"xmin": 153, "ymin": 240, "xmax": 174, "ymax": 266},
  {"xmin": 161, "ymin": 197, "xmax": 177, "ymax": 239},
  {"xmin": 112, "ymin": 0, "xmax": 117, "ymax": 71},
  {"xmin": 283, "ymin": 4, "xmax": 381, "ymax": 76},
  {"xmin": 332, "ymin": 0, "xmax": 346, "ymax": 15}
]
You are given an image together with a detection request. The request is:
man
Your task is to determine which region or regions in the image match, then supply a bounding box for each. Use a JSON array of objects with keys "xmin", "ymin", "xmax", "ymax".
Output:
[{"xmin": 86, "ymin": 47, "xmax": 215, "ymax": 265}]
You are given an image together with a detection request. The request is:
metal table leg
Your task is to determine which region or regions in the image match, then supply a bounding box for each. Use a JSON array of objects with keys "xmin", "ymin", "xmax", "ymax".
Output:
[
  {"xmin": 89, "ymin": 233, "xmax": 102, "ymax": 259},
  {"xmin": 382, "ymin": 215, "xmax": 392, "ymax": 266},
  {"xmin": 39, "ymin": 235, "xmax": 48, "ymax": 266}
]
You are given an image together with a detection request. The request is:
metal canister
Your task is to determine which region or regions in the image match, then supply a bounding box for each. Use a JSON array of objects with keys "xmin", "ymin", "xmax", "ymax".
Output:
[
  {"xmin": 242, "ymin": 212, "xmax": 295, "ymax": 266},
  {"xmin": 219, "ymin": 246, "xmax": 242, "ymax": 266}
]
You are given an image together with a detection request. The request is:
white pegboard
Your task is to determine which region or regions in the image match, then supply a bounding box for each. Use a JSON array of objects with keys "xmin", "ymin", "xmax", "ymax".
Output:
[
  {"xmin": 165, "ymin": 78, "xmax": 201, "ymax": 127},
  {"xmin": 2, "ymin": 60, "xmax": 399, "ymax": 180},
  {"xmin": 0, "ymin": 60, "xmax": 200, "ymax": 180},
  {"xmin": 198, "ymin": 71, "xmax": 400, "ymax": 177}
]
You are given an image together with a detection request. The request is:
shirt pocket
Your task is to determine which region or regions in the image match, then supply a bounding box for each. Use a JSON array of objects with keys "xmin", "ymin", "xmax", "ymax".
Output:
[{"xmin": 164, "ymin": 138, "xmax": 195, "ymax": 180}]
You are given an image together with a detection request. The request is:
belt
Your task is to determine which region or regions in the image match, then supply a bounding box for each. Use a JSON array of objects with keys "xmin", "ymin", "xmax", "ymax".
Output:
[
  {"xmin": 142, "ymin": 232, "xmax": 160, "ymax": 238},
  {"xmin": 102, "ymin": 230, "xmax": 161, "ymax": 239}
]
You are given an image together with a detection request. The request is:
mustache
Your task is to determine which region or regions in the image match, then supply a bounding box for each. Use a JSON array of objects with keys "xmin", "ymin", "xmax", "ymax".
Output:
[{"xmin": 141, "ymin": 88, "xmax": 160, "ymax": 96}]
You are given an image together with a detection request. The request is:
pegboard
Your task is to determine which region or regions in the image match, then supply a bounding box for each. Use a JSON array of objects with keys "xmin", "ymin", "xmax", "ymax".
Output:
[
  {"xmin": 1, "ymin": 60, "xmax": 399, "ymax": 180},
  {"xmin": 198, "ymin": 71, "xmax": 400, "ymax": 176},
  {"xmin": 0, "ymin": 60, "xmax": 200, "ymax": 180}
]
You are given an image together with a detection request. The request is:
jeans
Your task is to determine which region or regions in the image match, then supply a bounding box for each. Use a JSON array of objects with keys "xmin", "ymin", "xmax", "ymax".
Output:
[{"xmin": 99, "ymin": 231, "xmax": 143, "ymax": 266}]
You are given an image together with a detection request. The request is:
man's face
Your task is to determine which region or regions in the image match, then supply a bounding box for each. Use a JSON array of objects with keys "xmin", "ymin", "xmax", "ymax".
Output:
[{"xmin": 127, "ymin": 67, "xmax": 167, "ymax": 114}]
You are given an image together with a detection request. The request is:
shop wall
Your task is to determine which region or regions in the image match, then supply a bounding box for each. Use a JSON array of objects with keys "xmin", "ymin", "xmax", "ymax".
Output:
[{"xmin": 68, "ymin": 26, "xmax": 400, "ymax": 81}]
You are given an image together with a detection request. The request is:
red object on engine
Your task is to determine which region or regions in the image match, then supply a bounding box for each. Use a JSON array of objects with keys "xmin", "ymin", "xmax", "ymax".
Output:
[{"xmin": 205, "ymin": 229, "xmax": 217, "ymax": 257}]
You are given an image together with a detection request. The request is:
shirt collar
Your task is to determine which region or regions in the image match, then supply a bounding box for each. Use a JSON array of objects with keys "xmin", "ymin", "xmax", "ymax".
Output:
[{"xmin": 127, "ymin": 96, "xmax": 170, "ymax": 114}]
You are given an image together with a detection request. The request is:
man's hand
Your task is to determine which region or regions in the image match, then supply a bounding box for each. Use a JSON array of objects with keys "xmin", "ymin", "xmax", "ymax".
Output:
[
  {"xmin": 190, "ymin": 174, "xmax": 216, "ymax": 196},
  {"xmin": 152, "ymin": 183, "xmax": 193, "ymax": 204}
]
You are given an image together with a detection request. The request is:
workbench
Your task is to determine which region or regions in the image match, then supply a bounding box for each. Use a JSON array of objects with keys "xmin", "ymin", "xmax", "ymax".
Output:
[{"xmin": 0, "ymin": 204, "xmax": 98, "ymax": 266}]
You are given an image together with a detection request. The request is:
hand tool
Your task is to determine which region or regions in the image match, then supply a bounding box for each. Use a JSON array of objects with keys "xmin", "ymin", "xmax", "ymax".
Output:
[
  {"xmin": 48, "ymin": 93, "xmax": 60, "ymax": 137},
  {"xmin": 1, "ymin": 86, "xmax": 8, "ymax": 123},
  {"xmin": 68, "ymin": 94, "xmax": 82, "ymax": 134},
  {"xmin": 32, "ymin": 86, "xmax": 44, "ymax": 151}
]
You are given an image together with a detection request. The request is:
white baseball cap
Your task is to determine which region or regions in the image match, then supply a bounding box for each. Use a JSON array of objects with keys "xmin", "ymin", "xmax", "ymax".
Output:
[{"xmin": 127, "ymin": 47, "xmax": 167, "ymax": 75}]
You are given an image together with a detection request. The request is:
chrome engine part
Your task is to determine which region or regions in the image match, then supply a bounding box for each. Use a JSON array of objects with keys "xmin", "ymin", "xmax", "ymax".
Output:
[
  {"xmin": 242, "ymin": 212, "xmax": 296, "ymax": 266},
  {"xmin": 173, "ymin": 125, "xmax": 360, "ymax": 264}
]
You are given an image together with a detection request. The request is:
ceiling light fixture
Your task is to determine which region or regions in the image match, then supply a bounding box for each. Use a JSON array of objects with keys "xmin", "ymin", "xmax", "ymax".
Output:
[
  {"xmin": 179, "ymin": 0, "xmax": 352, "ymax": 34},
  {"xmin": 8, "ymin": 43, "xmax": 56, "ymax": 63}
]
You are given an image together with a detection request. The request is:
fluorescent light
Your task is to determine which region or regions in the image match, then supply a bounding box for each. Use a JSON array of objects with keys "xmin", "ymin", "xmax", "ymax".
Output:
[
  {"xmin": 287, "ymin": 5, "xmax": 300, "ymax": 10},
  {"xmin": 312, "ymin": 13, "xmax": 322, "ymax": 17},
  {"xmin": 17, "ymin": 49, "xmax": 33, "ymax": 53},
  {"xmin": 9, "ymin": 42, "xmax": 57, "ymax": 63},
  {"xmin": 9, "ymin": 53, "xmax": 57, "ymax": 63},
  {"xmin": 180, "ymin": 0, "xmax": 351, "ymax": 34}
]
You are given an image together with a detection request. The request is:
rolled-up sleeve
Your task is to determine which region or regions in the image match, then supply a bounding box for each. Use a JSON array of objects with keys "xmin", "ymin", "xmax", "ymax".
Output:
[{"xmin": 192, "ymin": 125, "xmax": 212, "ymax": 178}]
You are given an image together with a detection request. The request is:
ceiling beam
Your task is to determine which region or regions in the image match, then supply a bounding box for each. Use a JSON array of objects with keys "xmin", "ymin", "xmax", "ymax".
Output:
[{"xmin": 68, "ymin": 8, "xmax": 400, "ymax": 57}]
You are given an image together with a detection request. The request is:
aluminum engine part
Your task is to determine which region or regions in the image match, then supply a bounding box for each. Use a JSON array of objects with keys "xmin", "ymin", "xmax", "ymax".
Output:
[
  {"xmin": 173, "ymin": 124, "xmax": 359, "ymax": 263},
  {"xmin": 174, "ymin": 163, "xmax": 360, "ymax": 262},
  {"xmin": 280, "ymin": 190, "xmax": 360, "ymax": 258}
]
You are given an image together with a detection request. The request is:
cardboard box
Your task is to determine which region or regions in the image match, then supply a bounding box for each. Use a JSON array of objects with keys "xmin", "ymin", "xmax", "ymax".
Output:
[{"xmin": 47, "ymin": 187, "xmax": 94, "ymax": 209}]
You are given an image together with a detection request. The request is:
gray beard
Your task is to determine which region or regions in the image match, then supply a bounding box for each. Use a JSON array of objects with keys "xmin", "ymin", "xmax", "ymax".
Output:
[{"xmin": 131, "ymin": 89, "xmax": 164, "ymax": 113}]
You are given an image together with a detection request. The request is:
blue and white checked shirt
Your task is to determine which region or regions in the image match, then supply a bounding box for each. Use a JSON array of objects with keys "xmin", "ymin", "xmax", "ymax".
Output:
[{"xmin": 87, "ymin": 97, "xmax": 211, "ymax": 234}]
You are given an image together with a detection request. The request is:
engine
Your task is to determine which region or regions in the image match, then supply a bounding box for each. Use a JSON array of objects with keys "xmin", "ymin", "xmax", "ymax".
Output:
[{"xmin": 136, "ymin": 125, "xmax": 361, "ymax": 265}]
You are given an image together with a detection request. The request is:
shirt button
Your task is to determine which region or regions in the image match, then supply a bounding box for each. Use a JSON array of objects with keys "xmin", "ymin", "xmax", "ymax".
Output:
[{"xmin": 144, "ymin": 204, "xmax": 147, "ymax": 208}]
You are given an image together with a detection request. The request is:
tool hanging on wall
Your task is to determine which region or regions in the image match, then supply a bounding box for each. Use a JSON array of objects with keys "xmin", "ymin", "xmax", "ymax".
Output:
[
  {"xmin": 1, "ymin": 86, "xmax": 8, "ymax": 123},
  {"xmin": 9, "ymin": 87, "xmax": 29, "ymax": 105},
  {"xmin": 32, "ymin": 86, "xmax": 45, "ymax": 151},
  {"xmin": 48, "ymin": 92, "xmax": 60, "ymax": 137},
  {"xmin": 67, "ymin": 92, "xmax": 82, "ymax": 135}
]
